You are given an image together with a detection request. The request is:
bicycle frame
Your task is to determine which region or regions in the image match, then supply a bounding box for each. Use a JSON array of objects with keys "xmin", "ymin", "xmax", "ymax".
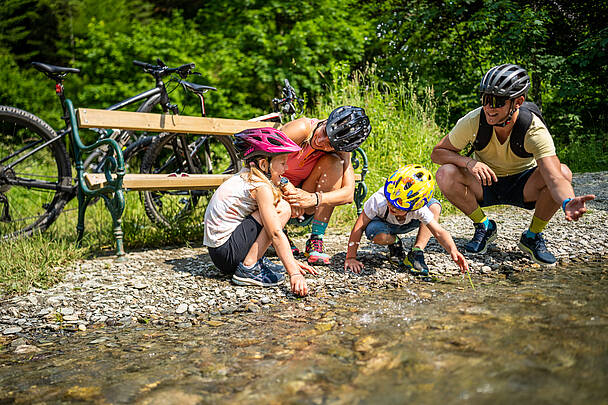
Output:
[{"xmin": 4, "ymin": 60, "xmax": 200, "ymax": 196}]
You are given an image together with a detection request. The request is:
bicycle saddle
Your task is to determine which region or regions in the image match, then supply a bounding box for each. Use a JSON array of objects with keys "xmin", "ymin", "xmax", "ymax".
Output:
[
  {"xmin": 181, "ymin": 80, "xmax": 217, "ymax": 94},
  {"xmin": 31, "ymin": 62, "xmax": 80, "ymax": 75}
]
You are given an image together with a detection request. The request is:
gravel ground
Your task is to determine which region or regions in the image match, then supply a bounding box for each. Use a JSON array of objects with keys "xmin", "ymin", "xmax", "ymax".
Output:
[{"xmin": 1, "ymin": 171, "xmax": 606, "ymax": 344}]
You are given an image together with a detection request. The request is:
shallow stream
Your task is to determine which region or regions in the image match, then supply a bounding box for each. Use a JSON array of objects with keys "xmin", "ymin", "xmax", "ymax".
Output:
[{"xmin": 1, "ymin": 261, "xmax": 607, "ymax": 404}]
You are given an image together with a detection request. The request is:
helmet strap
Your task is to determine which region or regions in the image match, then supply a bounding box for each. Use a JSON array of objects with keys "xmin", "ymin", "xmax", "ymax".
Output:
[
  {"xmin": 492, "ymin": 99, "xmax": 516, "ymax": 127},
  {"xmin": 250, "ymin": 158, "xmax": 272, "ymax": 180}
]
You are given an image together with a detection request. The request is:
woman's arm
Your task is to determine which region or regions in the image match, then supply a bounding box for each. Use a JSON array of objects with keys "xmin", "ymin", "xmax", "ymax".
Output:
[
  {"xmin": 319, "ymin": 151, "xmax": 356, "ymax": 206},
  {"xmin": 285, "ymin": 151, "xmax": 356, "ymax": 209},
  {"xmin": 279, "ymin": 117, "xmax": 313, "ymax": 146}
]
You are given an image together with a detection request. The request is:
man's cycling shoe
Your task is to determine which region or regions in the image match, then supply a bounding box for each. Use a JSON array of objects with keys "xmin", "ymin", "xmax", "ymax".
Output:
[
  {"xmin": 464, "ymin": 220, "xmax": 497, "ymax": 254},
  {"xmin": 518, "ymin": 232, "xmax": 557, "ymax": 266}
]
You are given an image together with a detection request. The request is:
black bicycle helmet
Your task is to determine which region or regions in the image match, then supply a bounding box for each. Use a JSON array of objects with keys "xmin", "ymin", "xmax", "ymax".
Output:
[
  {"xmin": 479, "ymin": 64, "xmax": 530, "ymax": 98},
  {"xmin": 325, "ymin": 106, "xmax": 371, "ymax": 152}
]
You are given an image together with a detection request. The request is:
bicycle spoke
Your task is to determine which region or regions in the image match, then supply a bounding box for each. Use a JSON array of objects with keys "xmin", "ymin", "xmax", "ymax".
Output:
[
  {"xmin": 0, "ymin": 106, "xmax": 72, "ymax": 238},
  {"xmin": 141, "ymin": 133, "xmax": 240, "ymax": 229}
]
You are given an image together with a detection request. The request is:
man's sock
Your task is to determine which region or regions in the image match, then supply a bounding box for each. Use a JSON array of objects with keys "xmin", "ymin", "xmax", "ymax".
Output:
[
  {"xmin": 310, "ymin": 219, "xmax": 328, "ymax": 239},
  {"xmin": 526, "ymin": 215, "xmax": 549, "ymax": 238},
  {"xmin": 468, "ymin": 207, "xmax": 491, "ymax": 229}
]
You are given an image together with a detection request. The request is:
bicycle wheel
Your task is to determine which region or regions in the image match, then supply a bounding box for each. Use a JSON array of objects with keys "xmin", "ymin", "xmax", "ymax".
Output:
[
  {"xmin": 141, "ymin": 132, "xmax": 241, "ymax": 229},
  {"xmin": 0, "ymin": 106, "xmax": 73, "ymax": 238}
]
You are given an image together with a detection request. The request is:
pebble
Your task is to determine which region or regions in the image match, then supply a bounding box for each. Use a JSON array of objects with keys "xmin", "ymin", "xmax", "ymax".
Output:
[
  {"xmin": 175, "ymin": 304, "xmax": 188, "ymax": 314},
  {"xmin": 3, "ymin": 326, "xmax": 23, "ymax": 335},
  {"xmin": 0, "ymin": 172, "xmax": 606, "ymax": 341}
]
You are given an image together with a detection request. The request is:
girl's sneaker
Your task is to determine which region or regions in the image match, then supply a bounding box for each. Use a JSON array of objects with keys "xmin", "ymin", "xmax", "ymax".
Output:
[
  {"xmin": 258, "ymin": 256, "xmax": 285, "ymax": 274},
  {"xmin": 232, "ymin": 261, "xmax": 285, "ymax": 287},
  {"xmin": 305, "ymin": 236, "xmax": 331, "ymax": 265}
]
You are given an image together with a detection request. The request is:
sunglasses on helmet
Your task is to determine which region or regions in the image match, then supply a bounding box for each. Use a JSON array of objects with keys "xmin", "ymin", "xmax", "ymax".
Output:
[{"xmin": 480, "ymin": 94, "xmax": 510, "ymax": 108}]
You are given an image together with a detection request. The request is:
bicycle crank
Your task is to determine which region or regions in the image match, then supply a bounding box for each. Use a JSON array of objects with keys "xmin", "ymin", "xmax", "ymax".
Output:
[{"xmin": 0, "ymin": 166, "xmax": 15, "ymax": 193}]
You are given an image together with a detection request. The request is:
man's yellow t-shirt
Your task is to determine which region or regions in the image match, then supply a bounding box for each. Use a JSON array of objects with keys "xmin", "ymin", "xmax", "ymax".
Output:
[{"xmin": 448, "ymin": 107, "xmax": 556, "ymax": 177}]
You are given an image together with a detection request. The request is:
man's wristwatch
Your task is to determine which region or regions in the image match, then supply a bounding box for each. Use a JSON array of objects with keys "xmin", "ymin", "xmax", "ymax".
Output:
[{"xmin": 562, "ymin": 198, "xmax": 573, "ymax": 212}]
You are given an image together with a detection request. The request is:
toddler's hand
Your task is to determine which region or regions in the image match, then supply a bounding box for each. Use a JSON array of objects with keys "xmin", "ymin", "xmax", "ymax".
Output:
[
  {"xmin": 344, "ymin": 257, "xmax": 364, "ymax": 274},
  {"xmin": 451, "ymin": 251, "xmax": 469, "ymax": 273}
]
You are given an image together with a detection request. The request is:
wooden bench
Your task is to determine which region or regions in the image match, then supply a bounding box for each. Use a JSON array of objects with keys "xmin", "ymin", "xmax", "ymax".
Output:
[{"xmin": 66, "ymin": 100, "xmax": 368, "ymax": 260}]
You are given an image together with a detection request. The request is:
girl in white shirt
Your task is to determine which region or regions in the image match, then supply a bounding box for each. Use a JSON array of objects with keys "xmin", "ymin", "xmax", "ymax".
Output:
[{"xmin": 204, "ymin": 127, "xmax": 316, "ymax": 296}]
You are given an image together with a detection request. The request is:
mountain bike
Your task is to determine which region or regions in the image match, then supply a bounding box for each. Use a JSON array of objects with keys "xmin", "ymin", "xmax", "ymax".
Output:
[
  {"xmin": 0, "ymin": 59, "xmax": 204, "ymax": 239},
  {"xmin": 139, "ymin": 79, "xmax": 305, "ymax": 228}
]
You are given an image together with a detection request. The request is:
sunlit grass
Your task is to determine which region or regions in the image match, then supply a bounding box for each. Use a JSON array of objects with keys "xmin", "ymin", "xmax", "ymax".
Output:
[
  {"xmin": 311, "ymin": 67, "xmax": 452, "ymax": 227},
  {"xmin": 1, "ymin": 67, "xmax": 453, "ymax": 293}
]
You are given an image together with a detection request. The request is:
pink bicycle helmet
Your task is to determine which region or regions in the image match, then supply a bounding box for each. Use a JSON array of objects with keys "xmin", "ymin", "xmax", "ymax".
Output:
[{"xmin": 234, "ymin": 127, "xmax": 300, "ymax": 160}]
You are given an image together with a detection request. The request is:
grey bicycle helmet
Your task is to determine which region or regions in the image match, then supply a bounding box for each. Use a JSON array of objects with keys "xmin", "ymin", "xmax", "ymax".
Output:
[
  {"xmin": 479, "ymin": 64, "xmax": 530, "ymax": 98},
  {"xmin": 325, "ymin": 106, "xmax": 371, "ymax": 152}
]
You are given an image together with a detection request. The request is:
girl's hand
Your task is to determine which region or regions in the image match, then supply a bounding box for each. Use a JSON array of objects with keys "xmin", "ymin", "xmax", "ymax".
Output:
[
  {"xmin": 297, "ymin": 260, "xmax": 318, "ymax": 275},
  {"xmin": 451, "ymin": 251, "xmax": 469, "ymax": 273},
  {"xmin": 344, "ymin": 257, "xmax": 364, "ymax": 273},
  {"xmin": 290, "ymin": 273, "xmax": 308, "ymax": 296}
]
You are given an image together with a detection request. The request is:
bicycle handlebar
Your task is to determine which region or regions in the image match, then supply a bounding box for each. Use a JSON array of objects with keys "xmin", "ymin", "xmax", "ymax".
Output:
[
  {"xmin": 272, "ymin": 79, "xmax": 304, "ymax": 116},
  {"xmin": 133, "ymin": 59, "xmax": 198, "ymax": 80}
]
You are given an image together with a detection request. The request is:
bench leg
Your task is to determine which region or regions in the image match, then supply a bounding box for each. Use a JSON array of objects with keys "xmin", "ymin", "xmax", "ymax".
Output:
[
  {"xmin": 354, "ymin": 181, "xmax": 368, "ymax": 215},
  {"xmin": 76, "ymin": 190, "xmax": 89, "ymax": 247},
  {"xmin": 102, "ymin": 191, "xmax": 126, "ymax": 261}
]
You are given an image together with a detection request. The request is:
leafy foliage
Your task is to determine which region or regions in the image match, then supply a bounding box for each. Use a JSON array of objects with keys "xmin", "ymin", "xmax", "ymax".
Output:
[{"xmin": 0, "ymin": 0, "xmax": 605, "ymax": 171}]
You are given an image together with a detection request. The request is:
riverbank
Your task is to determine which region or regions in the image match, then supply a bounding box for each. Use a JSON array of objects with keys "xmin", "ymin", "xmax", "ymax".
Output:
[{"xmin": 1, "ymin": 172, "xmax": 606, "ymax": 347}]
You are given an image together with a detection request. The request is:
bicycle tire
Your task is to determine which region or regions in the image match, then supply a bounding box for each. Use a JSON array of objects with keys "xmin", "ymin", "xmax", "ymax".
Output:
[
  {"xmin": 140, "ymin": 132, "xmax": 241, "ymax": 229},
  {"xmin": 0, "ymin": 106, "xmax": 73, "ymax": 238}
]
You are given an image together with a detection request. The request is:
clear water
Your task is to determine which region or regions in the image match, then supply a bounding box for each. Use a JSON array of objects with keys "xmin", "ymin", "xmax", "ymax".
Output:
[{"xmin": 1, "ymin": 261, "xmax": 607, "ymax": 404}]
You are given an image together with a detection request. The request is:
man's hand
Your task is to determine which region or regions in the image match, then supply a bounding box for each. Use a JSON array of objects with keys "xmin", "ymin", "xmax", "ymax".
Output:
[
  {"xmin": 344, "ymin": 257, "xmax": 364, "ymax": 273},
  {"xmin": 564, "ymin": 195, "xmax": 595, "ymax": 221},
  {"xmin": 467, "ymin": 159, "xmax": 498, "ymax": 186}
]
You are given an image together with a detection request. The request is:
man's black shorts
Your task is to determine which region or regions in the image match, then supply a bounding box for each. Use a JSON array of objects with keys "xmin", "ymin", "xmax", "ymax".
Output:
[
  {"xmin": 480, "ymin": 167, "xmax": 537, "ymax": 210},
  {"xmin": 208, "ymin": 215, "xmax": 263, "ymax": 274}
]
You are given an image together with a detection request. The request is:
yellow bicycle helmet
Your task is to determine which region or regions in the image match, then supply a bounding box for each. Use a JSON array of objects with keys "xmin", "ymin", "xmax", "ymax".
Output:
[{"xmin": 384, "ymin": 164, "xmax": 435, "ymax": 212}]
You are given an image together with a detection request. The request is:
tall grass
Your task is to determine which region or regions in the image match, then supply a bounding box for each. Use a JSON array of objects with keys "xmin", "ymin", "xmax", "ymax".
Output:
[
  {"xmin": 312, "ymin": 67, "xmax": 446, "ymax": 226},
  {"xmin": 0, "ymin": 68, "xmax": 447, "ymax": 294}
]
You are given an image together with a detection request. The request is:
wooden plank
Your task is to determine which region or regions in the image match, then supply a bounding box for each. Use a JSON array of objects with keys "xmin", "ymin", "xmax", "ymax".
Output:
[
  {"xmin": 76, "ymin": 108, "xmax": 280, "ymax": 135},
  {"xmin": 85, "ymin": 172, "xmax": 361, "ymax": 191},
  {"xmin": 84, "ymin": 173, "xmax": 232, "ymax": 191}
]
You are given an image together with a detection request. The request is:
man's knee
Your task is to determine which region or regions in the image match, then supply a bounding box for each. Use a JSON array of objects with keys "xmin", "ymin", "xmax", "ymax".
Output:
[{"xmin": 435, "ymin": 164, "xmax": 461, "ymax": 191}]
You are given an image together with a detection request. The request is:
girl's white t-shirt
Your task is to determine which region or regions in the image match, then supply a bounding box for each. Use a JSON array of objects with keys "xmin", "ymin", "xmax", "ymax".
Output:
[
  {"xmin": 363, "ymin": 188, "xmax": 434, "ymax": 225},
  {"xmin": 203, "ymin": 169, "xmax": 266, "ymax": 248}
]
